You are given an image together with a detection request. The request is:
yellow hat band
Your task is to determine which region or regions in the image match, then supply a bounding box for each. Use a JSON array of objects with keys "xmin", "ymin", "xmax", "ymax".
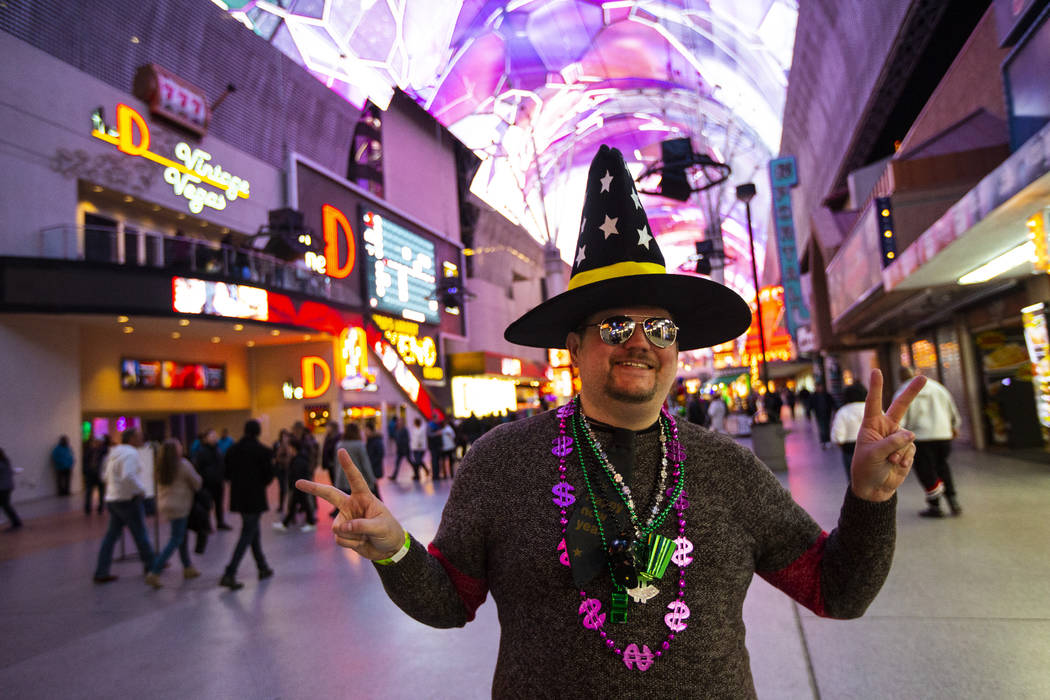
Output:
[{"xmin": 567, "ymin": 261, "xmax": 667, "ymax": 291}]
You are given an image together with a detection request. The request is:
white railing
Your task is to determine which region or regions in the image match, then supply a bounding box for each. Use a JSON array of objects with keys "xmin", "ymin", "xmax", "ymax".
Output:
[{"xmin": 37, "ymin": 224, "xmax": 357, "ymax": 304}]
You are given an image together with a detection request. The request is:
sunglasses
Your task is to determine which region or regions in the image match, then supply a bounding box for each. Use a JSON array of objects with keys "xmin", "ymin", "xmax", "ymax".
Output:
[{"xmin": 579, "ymin": 315, "xmax": 679, "ymax": 349}]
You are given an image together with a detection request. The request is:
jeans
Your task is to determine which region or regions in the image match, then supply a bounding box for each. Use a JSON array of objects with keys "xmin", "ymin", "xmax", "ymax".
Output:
[
  {"xmin": 224, "ymin": 512, "xmax": 269, "ymax": 577},
  {"xmin": 151, "ymin": 517, "xmax": 191, "ymax": 574},
  {"xmin": 94, "ymin": 499, "xmax": 154, "ymax": 577}
]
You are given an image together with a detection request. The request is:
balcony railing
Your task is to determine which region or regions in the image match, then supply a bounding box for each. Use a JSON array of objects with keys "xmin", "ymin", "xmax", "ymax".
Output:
[{"xmin": 37, "ymin": 224, "xmax": 357, "ymax": 305}]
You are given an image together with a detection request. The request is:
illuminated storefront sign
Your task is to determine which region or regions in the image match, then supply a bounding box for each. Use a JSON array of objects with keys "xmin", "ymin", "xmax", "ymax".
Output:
[
  {"xmin": 743, "ymin": 285, "xmax": 794, "ymax": 364},
  {"xmin": 501, "ymin": 358, "xmax": 522, "ymax": 376},
  {"xmin": 282, "ymin": 357, "xmax": 333, "ymax": 401},
  {"xmin": 372, "ymin": 314, "xmax": 443, "ymax": 381},
  {"xmin": 339, "ymin": 326, "xmax": 377, "ymax": 392},
  {"xmin": 91, "ymin": 103, "xmax": 251, "ymax": 214},
  {"xmin": 451, "ymin": 376, "xmax": 517, "ymax": 418},
  {"xmin": 301, "ymin": 356, "xmax": 331, "ymax": 399},
  {"xmin": 362, "ymin": 209, "xmax": 438, "ymax": 324},
  {"xmin": 305, "ymin": 203, "xmax": 357, "ymax": 279},
  {"xmin": 172, "ymin": 276, "xmax": 268, "ymax": 320}
]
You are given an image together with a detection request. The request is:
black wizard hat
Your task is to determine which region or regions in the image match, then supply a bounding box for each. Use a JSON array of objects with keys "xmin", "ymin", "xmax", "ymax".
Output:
[{"xmin": 504, "ymin": 144, "xmax": 751, "ymax": 351}]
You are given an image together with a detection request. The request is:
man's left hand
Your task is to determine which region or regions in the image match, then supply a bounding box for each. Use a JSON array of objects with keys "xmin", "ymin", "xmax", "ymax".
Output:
[{"xmin": 850, "ymin": 368, "xmax": 926, "ymax": 502}]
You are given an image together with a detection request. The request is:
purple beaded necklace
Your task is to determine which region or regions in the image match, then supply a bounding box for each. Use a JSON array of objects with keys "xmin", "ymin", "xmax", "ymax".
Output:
[{"xmin": 551, "ymin": 398, "xmax": 693, "ymax": 672}]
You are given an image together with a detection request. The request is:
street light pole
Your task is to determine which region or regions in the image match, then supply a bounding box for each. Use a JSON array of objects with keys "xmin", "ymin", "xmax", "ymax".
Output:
[{"xmin": 736, "ymin": 183, "xmax": 770, "ymax": 394}]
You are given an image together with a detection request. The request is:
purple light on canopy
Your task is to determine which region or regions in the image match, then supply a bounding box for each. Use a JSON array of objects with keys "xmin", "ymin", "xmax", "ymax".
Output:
[{"xmin": 223, "ymin": 0, "xmax": 797, "ymax": 304}]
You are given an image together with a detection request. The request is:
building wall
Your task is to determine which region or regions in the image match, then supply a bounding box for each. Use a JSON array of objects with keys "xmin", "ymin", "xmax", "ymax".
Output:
[
  {"xmin": 250, "ymin": 340, "xmax": 339, "ymax": 444},
  {"xmin": 896, "ymin": 7, "xmax": 1009, "ymax": 156},
  {"xmin": 0, "ymin": 316, "xmax": 81, "ymax": 503},
  {"xmin": 79, "ymin": 326, "xmax": 251, "ymax": 414},
  {"xmin": 0, "ymin": 0, "xmax": 360, "ymax": 175},
  {"xmin": 780, "ymin": 0, "xmax": 913, "ymax": 253},
  {"xmin": 381, "ymin": 94, "xmax": 462, "ymax": 244},
  {"xmin": 453, "ymin": 202, "xmax": 556, "ymax": 364},
  {"xmin": 0, "ymin": 31, "xmax": 283, "ymax": 253}
]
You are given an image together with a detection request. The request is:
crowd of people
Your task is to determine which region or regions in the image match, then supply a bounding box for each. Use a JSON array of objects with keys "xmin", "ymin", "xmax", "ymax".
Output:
[{"xmin": 65, "ymin": 411, "xmax": 510, "ymax": 590}]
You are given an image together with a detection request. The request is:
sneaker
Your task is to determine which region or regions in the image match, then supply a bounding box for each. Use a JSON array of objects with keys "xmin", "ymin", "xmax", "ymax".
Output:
[
  {"xmin": 300, "ymin": 523, "xmax": 316, "ymax": 533},
  {"xmin": 93, "ymin": 574, "xmax": 118, "ymax": 584},
  {"xmin": 918, "ymin": 505, "xmax": 945, "ymax": 518},
  {"xmin": 219, "ymin": 574, "xmax": 244, "ymax": 590},
  {"xmin": 183, "ymin": 567, "xmax": 201, "ymax": 580},
  {"xmin": 144, "ymin": 572, "xmax": 163, "ymax": 589},
  {"xmin": 258, "ymin": 567, "xmax": 275, "ymax": 580},
  {"xmin": 947, "ymin": 497, "xmax": 962, "ymax": 516},
  {"xmin": 272, "ymin": 522, "xmax": 288, "ymax": 532}
]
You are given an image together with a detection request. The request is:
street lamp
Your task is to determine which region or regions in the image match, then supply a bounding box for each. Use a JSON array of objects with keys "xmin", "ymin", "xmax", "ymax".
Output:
[{"xmin": 736, "ymin": 183, "xmax": 770, "ymax": 398}]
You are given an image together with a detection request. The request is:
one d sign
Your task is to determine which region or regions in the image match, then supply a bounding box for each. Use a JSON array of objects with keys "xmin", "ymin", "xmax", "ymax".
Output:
[
  {"xmin": 322, "ymin": 204, "xmax": 356, "ymax": 279},
  {"xmin": 116, "ymin": 103, "xmax": 151, "ymax": 156},
  {"xmin": 301, "ymin": 355, "xmax": 331, "ymax": 398}
]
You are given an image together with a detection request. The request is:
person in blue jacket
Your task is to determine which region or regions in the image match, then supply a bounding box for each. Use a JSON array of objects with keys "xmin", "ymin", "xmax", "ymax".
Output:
[{"xmin": 50, "ymin": 436, "xmax": 74, "ymax": 496}]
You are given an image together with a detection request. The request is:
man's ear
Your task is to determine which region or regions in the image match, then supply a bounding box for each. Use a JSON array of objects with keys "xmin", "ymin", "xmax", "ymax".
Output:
[{"xmin": 566, "ymin": 332, "xmax": 581, "ymax": 367}]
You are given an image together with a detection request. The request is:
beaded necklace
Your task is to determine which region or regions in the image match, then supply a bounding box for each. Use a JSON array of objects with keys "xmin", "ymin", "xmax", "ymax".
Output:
[
  {"xmin": 575, "ymin": 400, "xmax": 681, "ymax": 539},
  {"xmin": 551, "ymin": 398, "xmax": 694, "ymax": 672}
]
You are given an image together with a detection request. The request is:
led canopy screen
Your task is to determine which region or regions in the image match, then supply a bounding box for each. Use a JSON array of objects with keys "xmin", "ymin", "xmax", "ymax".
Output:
[
  {"xmin": 122, "ymin": 358, "xmax": 226, "ymax": 390},
  {"xmin": 172, "ymin": 276, "xmax": 268, "ymax": 320},
  {"xmin": 362, "ymin": 209, "xmax": 438, "ymax": 324}
]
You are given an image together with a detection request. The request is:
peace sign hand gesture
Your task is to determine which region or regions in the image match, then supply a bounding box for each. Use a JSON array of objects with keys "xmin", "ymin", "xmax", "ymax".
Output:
[
  {"xmin": 295, "ymin": 449, "xmax": 405, "ymax": 560},
  {"xmin": 849, "ymin": 369, "xmax": 927, "ymax": 503}
]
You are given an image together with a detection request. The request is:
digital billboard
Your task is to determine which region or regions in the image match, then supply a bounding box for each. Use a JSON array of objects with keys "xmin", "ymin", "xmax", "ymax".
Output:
[
  {"xmin": 121, "ymin": 358, "xmax": 226, "ymax": 390},
  {"xmin": 172, "ymin": 276, "xmax": 268, "ymax": 320},
  {"xmin": 361, "ymin": 209, "xmax": 439, "ymax": 324}
]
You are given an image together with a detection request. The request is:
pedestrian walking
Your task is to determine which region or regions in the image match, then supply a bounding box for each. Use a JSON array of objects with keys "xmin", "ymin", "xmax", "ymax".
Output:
[
  {"xmin": 145, "ymin": 439, "xmax": 203, "ymax": 588},
  {"xmin": 897, "ymin": 367, "xmax": 963, "ymax": 518},
  {"xmin": 274, "ymin": 437, "xmax": 319, "ymax": 531},
  {"xmin": 811, "ymin": 381, "xmax": 836, "ymax": 448},
  {"xmin": 0, "ymin": 447, "xmax": 23, "ymax": 531},
  {"xmin": 220, "ymin": 420, "xmax": 275, "ymax": 590},
  {"xmin": 831, "ymin": 383, "xmax": 868, "ymax": 480},
  {"xmin": 92, "ymin": 428, "xmax": 154, "ymax": 583}
]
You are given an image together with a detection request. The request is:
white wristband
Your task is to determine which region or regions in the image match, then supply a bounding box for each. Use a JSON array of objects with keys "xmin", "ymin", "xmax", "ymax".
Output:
[{"xmin": 375, "ymin": 531, "xmax": 410, "ymax": 565}]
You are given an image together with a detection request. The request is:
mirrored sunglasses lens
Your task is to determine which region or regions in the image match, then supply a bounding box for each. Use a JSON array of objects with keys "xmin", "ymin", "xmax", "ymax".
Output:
[
  {"xmin": 643, "ymin": 318, "xmax": 677, "ymax": 348},
  {"xmin": 599, "ymin": 317, "xmax": 635, "ymax": 345}
]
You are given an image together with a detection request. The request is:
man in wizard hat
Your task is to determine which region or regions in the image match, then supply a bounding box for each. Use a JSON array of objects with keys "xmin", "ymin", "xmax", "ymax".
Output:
[{"xmin": 299, "ymin": 145, "xmax": 927, "ymax": 696}]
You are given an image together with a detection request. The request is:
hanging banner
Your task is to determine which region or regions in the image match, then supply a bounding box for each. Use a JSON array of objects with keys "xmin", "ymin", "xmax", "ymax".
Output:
[{"xmin": 768, "ymin": 156, "xmax": 813, "ymax": 352}]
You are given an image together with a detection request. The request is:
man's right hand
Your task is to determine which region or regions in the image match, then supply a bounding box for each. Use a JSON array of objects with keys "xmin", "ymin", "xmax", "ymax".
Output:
[{"xmin": 296, "ymin": 449, "xmax": 405, "ymax": 560}]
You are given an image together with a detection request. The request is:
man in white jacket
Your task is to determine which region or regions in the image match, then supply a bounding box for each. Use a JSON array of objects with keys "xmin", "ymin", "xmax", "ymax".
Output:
[
  {"xmin": 93, "ymin": 428, "xmax": 155, "ymax": 582},
  {"xmin": 898, "ymin": 367, "xmax": 962, "ymax": 517}
]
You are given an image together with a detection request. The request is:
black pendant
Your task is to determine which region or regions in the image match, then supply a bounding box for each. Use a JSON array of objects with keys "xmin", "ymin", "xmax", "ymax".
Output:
[{"xmin": 607, "ymin": 535, "xmax": 638, "ymax": 589}]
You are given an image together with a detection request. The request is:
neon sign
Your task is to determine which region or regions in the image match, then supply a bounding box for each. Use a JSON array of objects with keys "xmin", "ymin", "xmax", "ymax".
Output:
[
  {"xmin": 372, "ymin": 314, "xmax": 443, "ymax": 381},
  {"xmin": 300, "ymin": 356, "xmax": 331, "ymax": 399},
  {"xmin": 339, "ymin": 326, "xmax": 377, "ymax": 392},
  {"xmin": 91, "ymin": 103, "xmax": 251, "ymax": 214}
]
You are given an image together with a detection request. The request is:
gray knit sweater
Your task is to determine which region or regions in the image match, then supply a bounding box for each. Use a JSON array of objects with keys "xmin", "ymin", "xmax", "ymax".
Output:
[{"xmin": 375, "ymin": 410, "xmax": 896, "ymax": 698}]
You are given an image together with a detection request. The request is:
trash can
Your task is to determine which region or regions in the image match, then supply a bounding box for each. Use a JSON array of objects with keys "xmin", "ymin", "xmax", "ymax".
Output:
[{"xmin": 750, "ymin": 421, "xmax": 787, "ymax": 472}]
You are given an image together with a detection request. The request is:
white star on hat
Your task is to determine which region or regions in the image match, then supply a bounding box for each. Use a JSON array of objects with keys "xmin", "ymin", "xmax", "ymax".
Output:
[
  {"xmin": 575, "ymin": 243, "xmax": 587, "ymax": 266},
  {"xmin": 637, "ymin": 225, "xmax": 653, "ymax": 249},
  {"xmin": 599, "ymin": 215, "xmax": 619, "ymax": 239},
  {"xmin": 630, "ymin": 190, "xmax": 642, "ymax": 210},
  {"xmin": 599, "ymin": 171, "xmax": 613, "ymax": 193}
]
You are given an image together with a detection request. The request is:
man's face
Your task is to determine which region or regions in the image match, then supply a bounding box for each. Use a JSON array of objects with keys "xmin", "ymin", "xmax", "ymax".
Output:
[
  {"xmin": 567, "ymin": 305, "xmax": 678, "ymax": 408},
  {"xmin": 205, "ymin": 430, "xmax": 218, "ymax": 446}
]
